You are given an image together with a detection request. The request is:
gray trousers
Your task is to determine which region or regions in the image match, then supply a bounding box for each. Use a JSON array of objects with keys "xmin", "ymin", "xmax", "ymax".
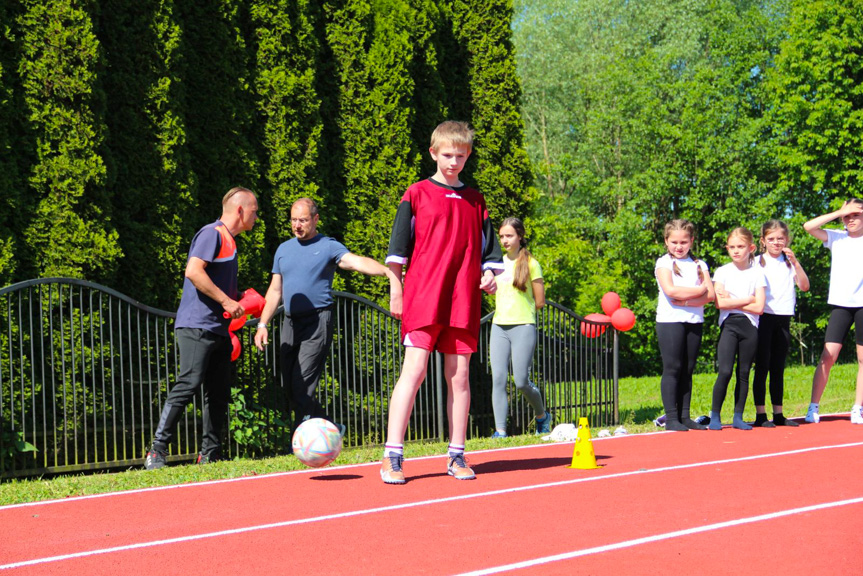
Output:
[
  {"xmin": 489, "ymin": 323, "xmax": 545, "ymax": 431},
  {"xmin": 280, "ymin": 307, "xmax": 334, "ymax": 431}
]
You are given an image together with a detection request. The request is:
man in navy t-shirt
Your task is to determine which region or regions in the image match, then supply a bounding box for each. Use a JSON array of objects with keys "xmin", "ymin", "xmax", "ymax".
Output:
[
  {"xmin": 145, "ymin": 187, "xmax": 259, "ymax": 470},
  {"xmin": 254, "ymin": 198, "xmax": 402, "ymax": 435}
]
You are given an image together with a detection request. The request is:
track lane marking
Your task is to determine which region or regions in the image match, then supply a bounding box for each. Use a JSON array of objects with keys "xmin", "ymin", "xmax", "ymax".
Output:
[
  {"xmin": 454, "ymin": 496, "xmax": 863, "ymax": 575},
  {"xmin": 0, "ymin": 419, "xmax": 825, "ymax": 511},
  {"xmin": 0, "ymin": 441, "xmax": 561, "ymax": 511},
  {"xmin": 2, "ymin": 440, "xmax": 861, "ymax": 570}
]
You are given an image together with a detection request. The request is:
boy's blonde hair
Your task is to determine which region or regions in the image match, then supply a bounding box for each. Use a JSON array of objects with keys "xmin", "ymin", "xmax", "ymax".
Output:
[{"xmin": 430, "ymin": 120, "xmax": 474, "ymax": 152}]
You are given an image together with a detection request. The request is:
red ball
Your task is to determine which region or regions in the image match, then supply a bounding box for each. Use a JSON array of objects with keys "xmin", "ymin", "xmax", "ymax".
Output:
[
  {"xmin": 580, "ymin": 313, "xmax": 610, "ymax": 338},
  {"xmin": 611, "ymin": 308, "xmax": 636, "ymax": 332},
  {"xmin": 601, "ymin": 292, "xmax": 621, "ymax": 316}
]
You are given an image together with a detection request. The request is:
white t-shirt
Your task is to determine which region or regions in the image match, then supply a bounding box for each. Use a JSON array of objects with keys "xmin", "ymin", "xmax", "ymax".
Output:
[
  {"xmin": 655, "ymin": 254, "xmax": 710, "ymax": 323},
  {"xmin": 824, "ymin": 229, "xmax": 863, "ymax": 307},
  {"xmin": 713, "ymin": 262, "xmax": 767, "ymax": 328},
  {"xmin": 758, "ymin": 253, "xmax": 797, "ymax": 316}
]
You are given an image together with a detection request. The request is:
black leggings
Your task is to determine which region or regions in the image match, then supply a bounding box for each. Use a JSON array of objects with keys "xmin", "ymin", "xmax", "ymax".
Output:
[
  {"xmin": 712, "ymin": 314, "xmax": 758, "ymax": 413},
  {"xmin": 752, "ymin": 313, "xmax": 791, "ymax": 407},
  {"xmin": 656, "ymin": 322, "xmax": 703, "ymax": 421}
]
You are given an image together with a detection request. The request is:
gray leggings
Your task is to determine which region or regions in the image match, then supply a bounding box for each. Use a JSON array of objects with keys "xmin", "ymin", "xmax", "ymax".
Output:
[{"xmin": 490, "ymin": 323, "xmax": 546, "ymax": 431}]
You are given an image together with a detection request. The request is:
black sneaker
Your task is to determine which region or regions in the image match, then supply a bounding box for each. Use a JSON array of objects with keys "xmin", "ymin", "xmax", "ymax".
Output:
[
  {"xmin": 196, "ymin": 452, "xmax": 218, "ymax": 465},
  {"xmin": 145, "ymin": 449, "xmax": 167, "ymax": 470}
]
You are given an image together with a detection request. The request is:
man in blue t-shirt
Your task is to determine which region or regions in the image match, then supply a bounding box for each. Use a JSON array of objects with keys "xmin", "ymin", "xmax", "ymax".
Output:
[
  {"xmin": 254, "ymin": 198, "xmax": 403, "ymax": 434},
  {"xmin": 145, "ymin": 187, "xmax": 259, "ymax": 470}
]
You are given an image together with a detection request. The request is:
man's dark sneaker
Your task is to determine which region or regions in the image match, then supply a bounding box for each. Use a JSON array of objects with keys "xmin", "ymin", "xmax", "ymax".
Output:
[
  {"xmin": 145, "ymin": 449, "xmax": 167, "ymax": 470},
  {"xmin": 196, "ymin": 453, "xmax": 217, "ymax": 465}
]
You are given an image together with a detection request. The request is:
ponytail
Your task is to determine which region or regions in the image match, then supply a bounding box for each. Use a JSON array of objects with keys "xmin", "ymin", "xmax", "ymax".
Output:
[
  {"xmin": 672, "ymin": 254, "xmax": 705, "ymax": 282},
  {"xmin": 512, "ymin": 243, "xmax": 531, "ymax": 292},
  {"xmin": 501, "ymin": 217, "xmax": 532, "ymax": 292}
]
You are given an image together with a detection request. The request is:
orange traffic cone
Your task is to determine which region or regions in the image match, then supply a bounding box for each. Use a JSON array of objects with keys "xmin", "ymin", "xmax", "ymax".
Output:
[{"xmin": 567, "ymin": 417, "xmax": 602, "ymax": 469}]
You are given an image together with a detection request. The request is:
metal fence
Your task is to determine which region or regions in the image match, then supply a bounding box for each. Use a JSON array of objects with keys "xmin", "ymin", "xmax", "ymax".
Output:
[{"xmin": 0, "ymin": 278, "xmax": 617, "ymax": 479}]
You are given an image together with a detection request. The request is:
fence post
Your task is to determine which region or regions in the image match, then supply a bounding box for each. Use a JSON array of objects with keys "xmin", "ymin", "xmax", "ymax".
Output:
[{"xmin": 613, "ymin": 330, "xmax": 620, "ymax": 424}]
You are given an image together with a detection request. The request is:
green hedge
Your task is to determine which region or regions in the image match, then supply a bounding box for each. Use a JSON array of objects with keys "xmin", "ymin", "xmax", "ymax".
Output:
[{"xmin": 0, "ymin": 0, "xmax": 532, "ymax": 310}]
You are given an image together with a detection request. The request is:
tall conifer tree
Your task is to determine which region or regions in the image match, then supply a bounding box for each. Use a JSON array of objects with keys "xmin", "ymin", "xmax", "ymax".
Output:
[
  {"xmin": 450, "ymin": 0, "xmax": 532, "ymax": 225},
  {"xmin": 251, "ymin": 0, "xmax": 323, "ymax": 245},
  {"xmin": 99, "ymin": 0, "xmax": 197, "ymax": 306},
  {"xmin": 324, "ymin": 0, "xmax": 421, "ymax": 299},
  {"xmin": 18, "ymin": 0, "xmax": 121, "ymax": 279}
]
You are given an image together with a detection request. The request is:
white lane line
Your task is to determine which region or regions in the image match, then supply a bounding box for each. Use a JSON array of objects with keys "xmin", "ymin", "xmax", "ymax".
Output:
[
  {"xmin": 1, "ymin": 440, "xmax": 861, "ymax": 571},
  {"xmin": 454, "ymin": 496, "xmax": 863, "ymax": 576},
  {"xmin": 0, "ymin": 441, "xmax": 562, "ymax": 511},
  {"xmin": 0, "ymin": 417, "xmax": 821, "ymax": 511}
]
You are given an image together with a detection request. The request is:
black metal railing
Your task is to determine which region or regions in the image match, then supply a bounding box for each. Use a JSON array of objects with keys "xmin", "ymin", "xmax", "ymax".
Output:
[{"xmin": 0, "ymin": 278, "xmax": 616, "ymax": 478}]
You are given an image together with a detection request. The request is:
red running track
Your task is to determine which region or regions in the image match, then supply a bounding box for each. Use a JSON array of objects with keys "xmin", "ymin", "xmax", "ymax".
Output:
[{"xmin": 1, "ymin": 416, "xmax": 862, "ymax": 575}]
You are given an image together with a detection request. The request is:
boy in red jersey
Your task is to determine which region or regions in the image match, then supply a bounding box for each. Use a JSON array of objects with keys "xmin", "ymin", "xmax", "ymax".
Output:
[{"xmin": 381, "ymin": 121, "xmax": 503, "ymax": 484}]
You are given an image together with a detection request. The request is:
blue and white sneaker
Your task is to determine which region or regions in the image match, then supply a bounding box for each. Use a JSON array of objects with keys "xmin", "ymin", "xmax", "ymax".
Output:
[
  {"xmin": 491, "ymin": 430, "xmax": 507, "ymax": 438},
  {"xmin": 536, "ymin": 412, "xmax": 553, "ymax": 434}
]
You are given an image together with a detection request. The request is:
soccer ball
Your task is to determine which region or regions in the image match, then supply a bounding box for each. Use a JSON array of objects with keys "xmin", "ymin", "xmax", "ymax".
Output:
[{"xmin": 292, "ymin": 418, "xmax": 343, "ymax": 468}]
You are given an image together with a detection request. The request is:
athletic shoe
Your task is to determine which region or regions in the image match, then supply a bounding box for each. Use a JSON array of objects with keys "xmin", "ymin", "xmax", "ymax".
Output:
[
  {"xmin": 145, "ymin": 449, "xmax": 167, "ymax": 470},
  {"xmin": 447, "ymin": 454, "xmax": 476, "ymax": 480},
  {"xmin": 381, "ymin": 454, "xmax": 406, "ymax": 484},
  {"xmin": 753, "ymin": 415, "xmax": 776, "ymax": 428},
  {"xmin": 805, "ymin": 405, "xmax": 820, "ymax": 424},
  {"xmin": 491, "ymin": 431, "xmax": 507, "ymax": 438},
  {"xmin": 682, "ymin": 418, "xmax": 707, "ymax": 431},
  {"xmin": 774, "ymin": 417, "xmax": 799, "ymax": 427},
  {"xmin": 336, "ymin": 422, "xmax": 347, "ymax": 437},
  {"xmin": 851, "ymin": 406, "xmax": 863, "ymax": 425},
  {"xmin": 773, "ymin": 413, "xmax": 798, "ymax": 427},
  {"xmin": 536, "ymin": 412, "xmax": 553, "ymax": 434},
  {"xmin": 652, "ymin": 414, "xmax": 667, "ymax": 427},
  {"xmin": 196, "ymin": 452, "xmax": 219, "ymax": 465}
]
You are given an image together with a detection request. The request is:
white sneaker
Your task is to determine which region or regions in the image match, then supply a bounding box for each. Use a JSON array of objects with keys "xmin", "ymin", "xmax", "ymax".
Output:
[
  {"xmin": 805, "ymin": 405, "xmax": 820, "ymax": 424},
  {"xmin": 851, "ymin": 406, "xmax": 863, "ymax": 425}
]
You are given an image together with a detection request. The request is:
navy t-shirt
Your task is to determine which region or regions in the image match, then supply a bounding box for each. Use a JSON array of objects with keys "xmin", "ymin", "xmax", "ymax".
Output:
[
  {"xmin": 272, "ymin": 234, "xmax": 349, "ymax": 315},
  {"xmin": 175, "ymin": 220, "xmax": 238, "ymax": 336}
]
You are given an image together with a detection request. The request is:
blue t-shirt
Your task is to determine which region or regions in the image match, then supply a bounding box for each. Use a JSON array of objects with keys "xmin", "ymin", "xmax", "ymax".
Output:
[
  {"xmin": 273, "ymin": 234, "xmax": 349, "ymax": 315},
  {"xmin": 175, "ymin": 220, "xmax": 238, "ymax": 336}
]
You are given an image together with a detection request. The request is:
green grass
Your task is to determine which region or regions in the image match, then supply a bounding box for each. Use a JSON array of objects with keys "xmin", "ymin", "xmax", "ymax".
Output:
[
  {"xmin": 616, "ymin": 362, "xmax": 859, "ymax": 431},
  {"xmin": 1, "ymin": 363, "xmax": 858, "ymax": 506}
]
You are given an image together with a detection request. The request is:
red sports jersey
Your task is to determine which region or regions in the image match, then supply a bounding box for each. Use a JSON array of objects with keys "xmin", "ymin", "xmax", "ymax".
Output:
[{"xmin": 386, "ymin": 178, "xmax": 503, "ymax": 338}]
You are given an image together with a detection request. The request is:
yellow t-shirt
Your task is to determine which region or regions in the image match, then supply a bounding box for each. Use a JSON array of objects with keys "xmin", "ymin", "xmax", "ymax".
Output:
[{"xmin": 492, "ymin": 254, "xmax": 543, "ymax": 325}]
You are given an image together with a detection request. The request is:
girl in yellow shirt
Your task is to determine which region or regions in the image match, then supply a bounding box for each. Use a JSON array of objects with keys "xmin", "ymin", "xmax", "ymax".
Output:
[{"xmin": 489, "ymin": 218, "xmax": 550, "ymax": 437}]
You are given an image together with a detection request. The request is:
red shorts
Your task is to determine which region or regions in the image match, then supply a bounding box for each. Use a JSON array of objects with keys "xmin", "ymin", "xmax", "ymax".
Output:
[{"xmin": 403, "ymin": 324, "xmax": 477, "ymax": 354}]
